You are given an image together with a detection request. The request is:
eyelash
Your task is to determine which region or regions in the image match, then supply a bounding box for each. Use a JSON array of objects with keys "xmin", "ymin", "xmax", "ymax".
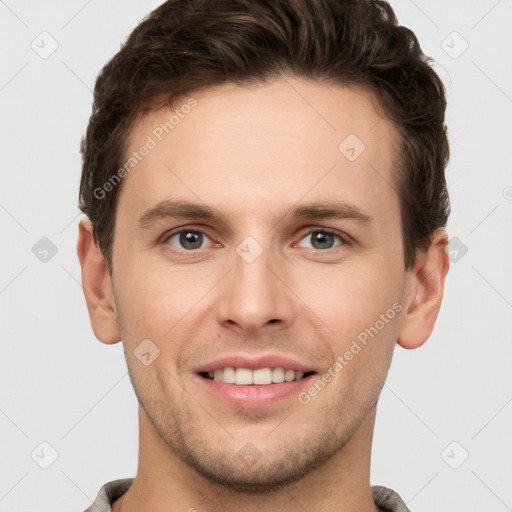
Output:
[{"xmin": 161, "ymin": 226, "xmax": 351, "ymax": 252}]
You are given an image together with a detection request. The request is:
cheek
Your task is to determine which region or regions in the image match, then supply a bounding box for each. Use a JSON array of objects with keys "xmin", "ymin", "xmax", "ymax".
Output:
[
  {"xmin": 292, "ymin": 261, "xmax": 403, "ymax": 342},
  {"xmin": 115, "ymin": 258, "xmax": 216, "ymax": 343},
  {"xmin": 304, "ymin": 271, "xmax": 402, "ymax": 404}
]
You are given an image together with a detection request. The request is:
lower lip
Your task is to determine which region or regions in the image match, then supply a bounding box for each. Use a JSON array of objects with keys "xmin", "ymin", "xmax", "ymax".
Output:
[{"xmin": 195, "ymin": 373, "xmax": 316, "ymax": 409}]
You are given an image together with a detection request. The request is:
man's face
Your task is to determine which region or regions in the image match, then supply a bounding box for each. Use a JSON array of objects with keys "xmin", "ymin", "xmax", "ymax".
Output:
[{"xmin": 110, "ymin": 77, "xmax": 412, "ymax": 491}]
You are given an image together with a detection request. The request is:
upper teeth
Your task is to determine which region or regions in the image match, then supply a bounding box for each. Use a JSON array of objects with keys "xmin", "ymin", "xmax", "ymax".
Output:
[{"xmin": 208, "ymin": 367, "xmax": 304, "ymax": 385}]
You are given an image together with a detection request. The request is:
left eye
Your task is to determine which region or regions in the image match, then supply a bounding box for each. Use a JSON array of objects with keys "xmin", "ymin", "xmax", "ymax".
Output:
[
  {"xmin": 166, "ymin": 230, "xmax": 211, "ymax": 250},
  {"xmin": 297, "ymin": 230, "xmax": 344, "ymax": 250}
]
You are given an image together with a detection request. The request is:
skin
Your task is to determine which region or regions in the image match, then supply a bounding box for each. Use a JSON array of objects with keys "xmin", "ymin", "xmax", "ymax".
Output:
[{"xmin": 77, "ymin": 76, "xmax": 449, "ymax": 512}]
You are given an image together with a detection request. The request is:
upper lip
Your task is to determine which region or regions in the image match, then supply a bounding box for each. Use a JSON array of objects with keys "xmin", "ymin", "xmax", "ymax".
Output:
[{"xmin": 194, "ymin": 353, "xmax": 317, "ymax": 373}]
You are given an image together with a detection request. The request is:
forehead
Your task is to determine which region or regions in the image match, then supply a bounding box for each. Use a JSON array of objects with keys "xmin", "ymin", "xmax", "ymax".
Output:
[{"xmin": 117, "ymin": 76, "xmax": 399, "ymax": 225}]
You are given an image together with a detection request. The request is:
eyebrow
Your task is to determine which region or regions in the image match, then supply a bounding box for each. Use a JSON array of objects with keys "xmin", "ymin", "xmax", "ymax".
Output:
[{"xmin": 137, "ymin": 199, "xmax": 372, "ymax": 229}]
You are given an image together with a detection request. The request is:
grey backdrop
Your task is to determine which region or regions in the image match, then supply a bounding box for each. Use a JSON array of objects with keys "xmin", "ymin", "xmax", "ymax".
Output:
[{"xmin": 1, "ymin": 1, "xmax": 511, "ymax": 510}]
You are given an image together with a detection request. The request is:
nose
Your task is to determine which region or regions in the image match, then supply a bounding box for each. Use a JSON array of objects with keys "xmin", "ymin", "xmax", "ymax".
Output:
[{"xmin": 215, "ymin": 242, "xmax": 295, "ymax": 336}]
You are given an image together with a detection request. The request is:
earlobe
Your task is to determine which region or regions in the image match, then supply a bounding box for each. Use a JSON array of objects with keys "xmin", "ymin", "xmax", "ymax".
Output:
[
  {"xmin": 77, "ymin": 217, "xmax": 121, "ymax": 345},
  {"xmin": 397, "ymin": 228, "xmax": 450, "ymax": 350}
]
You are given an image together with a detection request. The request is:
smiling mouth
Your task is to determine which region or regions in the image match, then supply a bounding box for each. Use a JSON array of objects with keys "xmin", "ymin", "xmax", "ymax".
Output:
[{"xmin": 199, "ymin": 367, "xmax": 316, "ymax": 385}]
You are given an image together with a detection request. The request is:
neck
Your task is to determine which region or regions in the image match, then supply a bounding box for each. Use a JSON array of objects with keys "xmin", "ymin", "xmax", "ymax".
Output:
[{"xmin": 114, "ymin": 406, "xmax": 382, "ymax": 512}]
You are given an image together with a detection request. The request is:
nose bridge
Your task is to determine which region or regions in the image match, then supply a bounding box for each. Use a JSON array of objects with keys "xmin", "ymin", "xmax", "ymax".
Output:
[{"xmin": 216, "ymin": 235, "xmax": 294, "ymax": 333}]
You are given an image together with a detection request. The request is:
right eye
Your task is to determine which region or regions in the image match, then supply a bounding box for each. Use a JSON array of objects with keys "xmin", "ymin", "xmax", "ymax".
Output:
[{"xmin": 164, "ymin": 229, "xmax": 212, "ymax": 251}]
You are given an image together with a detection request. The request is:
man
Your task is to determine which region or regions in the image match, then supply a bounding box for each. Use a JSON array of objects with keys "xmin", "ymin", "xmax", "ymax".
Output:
[{"xmin": 77, "ymin": 0, "xmax": 450, "ymax": 510}]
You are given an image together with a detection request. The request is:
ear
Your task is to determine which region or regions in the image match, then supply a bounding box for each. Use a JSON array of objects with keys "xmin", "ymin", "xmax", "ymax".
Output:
[
  {"xmin": 397, "ymin": 228, "xmax": 450, "ymax": 349},
  {"xmin": 76, "ymin": 217, "xmax": 121, "ymax": 345}
]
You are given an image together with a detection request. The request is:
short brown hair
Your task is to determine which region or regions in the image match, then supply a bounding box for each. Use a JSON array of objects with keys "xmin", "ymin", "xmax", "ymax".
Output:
[{"xmin": 79, "ymin": 0, "xmax": 450, "ymax": 273}]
